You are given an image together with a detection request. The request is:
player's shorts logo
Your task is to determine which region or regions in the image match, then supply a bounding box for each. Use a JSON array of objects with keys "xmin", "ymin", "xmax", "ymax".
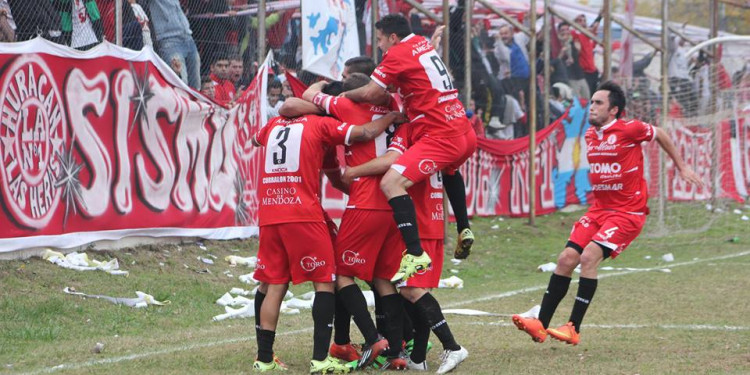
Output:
[
  {"xmin": 0, "ymin": 54, "xmax": 67, "ymax": 229},
  {"xmin": 300, "ymin": 256, "xmax": 326, "ymax": 272},
  {"xmin": 607, "ymin": 134, "xmax": 617, "ymax": 144},
  {"xmin": 342, "ymin": 250, "xmax": 366, "ymax": 266},
  {"xmin": 418, "ymin": 159, "xmax": 438, "ymax": 175}
]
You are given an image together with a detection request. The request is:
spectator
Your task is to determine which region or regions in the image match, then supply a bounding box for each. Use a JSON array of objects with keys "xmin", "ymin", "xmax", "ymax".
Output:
[
  {"xmin": 466, "ymin": 99, "xmax": 485, "ymax": 139},
  {"xmin": 573, "ymin": 13, "xmax": 601, "ymax": 96},
  {"xmin": 486, "ymin": 94, "xmax": 524, "ymax": 141},
  {"xmin": 129, "ymin": 0, "xmax": 152, "ymax": 47},
  {"xmin": 496, "ymin": 24, "xmax": 530, "ymax": 104},
  {"xmin": 266, "ymin": 80, "xmax": 283, "ymax": 121},
  {"xmin": 56, "ymin": 0, "xmax": 103, "ymax": 50},
  {"xmin": 209, "ymin": 53, "xmax": 236, "ymax": 106},
  {"xmin": 0, "ymin": 0, "xmax": 15, "ymax": 42},
  {"xmin": 150, "ymin": 0, "xmax": 201, "ymax": 89},
  {"xmin": 549, "ymin": 85, "xmax": 566, "ymax": 120},
  {"xmin": 557, "ymin": 22, "xmax": 589, "ymax": 100},
  {"xmin": 281, "ymin": 79, "xmax": 293, "ymax": 99},
  {"xmin": 668, "ymin": 35, "xmax": 695, "ymax": 116},
  {"xmin": 228, "ymin": 53, "xmax": 247, "ymax": 91},
  {"xmin": 99, "ymin": 0, "xmax": 142, "ymax": 49},
  {"xmin": 200, "ymin": 76, "xmax": 215, "ymax": 99},
  {"xmin": 8, "ymin": 0, "xmax": 62, "ymax": 43}
]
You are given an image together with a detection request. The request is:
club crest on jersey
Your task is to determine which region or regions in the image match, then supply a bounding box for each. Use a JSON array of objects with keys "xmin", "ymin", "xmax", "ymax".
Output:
[
  {"xmin": 300, "ymin": 256, "xmax": 326, "ymax": 272},
  {"xmin": 607, "ymin": 134, "xmax": 617, "ymax": 144},
  {"xmin": 342, "ymin": 250, "xmax": 366, "ymax": 266},
  {"xmin": 418, "ymin": 159, "xmax": 438, "ymax": 175}
]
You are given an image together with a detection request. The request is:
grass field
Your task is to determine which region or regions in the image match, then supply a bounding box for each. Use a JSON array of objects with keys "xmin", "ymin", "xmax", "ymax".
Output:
[{"xmin": 1, "ymin": 202, "xmax": 749, "ymax": 374}]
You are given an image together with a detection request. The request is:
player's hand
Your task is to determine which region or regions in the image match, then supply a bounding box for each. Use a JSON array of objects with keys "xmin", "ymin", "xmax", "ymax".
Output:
[
  {"xmin": 390, "ymin": 112, "xmax": 408, "ymax": 124},
  {"xmin": 679, "ymin": 166, "xmax": 703, "ymax": 188},
  {"xmin": 430, "ymin": 25, "xmax": 446, "ymax": 47}
]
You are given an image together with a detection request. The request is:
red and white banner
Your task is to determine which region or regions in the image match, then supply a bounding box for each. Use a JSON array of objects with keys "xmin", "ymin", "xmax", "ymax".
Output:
[{"xmin": 0, "ymin": 39, "xmax": 270, "ymax": 253}]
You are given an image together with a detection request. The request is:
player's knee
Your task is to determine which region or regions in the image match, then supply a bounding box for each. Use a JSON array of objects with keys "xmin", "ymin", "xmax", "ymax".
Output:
[
  {"xmin": 556, "ymin": 251, "xmax": 579, "ymax": 273},
  {"xmin": 580, "ymin": 249, "xmax": 603, "ymax": 269}
]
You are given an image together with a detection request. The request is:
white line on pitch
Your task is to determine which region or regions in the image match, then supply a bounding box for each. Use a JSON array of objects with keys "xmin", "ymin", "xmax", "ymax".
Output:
[
  {"xmin": 17, "ymin": 327, "xmax": 314, "ymax": 375},
  {"xmin": 444, "ymin": 250, "xmax": 750, "ymax": 308},
  {"xmin": 456, "ymin": 321, "xmax": 750, "ymax": 331},
  {"xmin": 21, "ymin": 249, "xmax": 750, "ymax": 375}
]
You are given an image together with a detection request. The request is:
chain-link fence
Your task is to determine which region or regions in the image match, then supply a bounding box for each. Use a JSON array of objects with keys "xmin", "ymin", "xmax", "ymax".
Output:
[{"xmin": 2, "ymin": 0, "xmax": 749, "ymax": 227}]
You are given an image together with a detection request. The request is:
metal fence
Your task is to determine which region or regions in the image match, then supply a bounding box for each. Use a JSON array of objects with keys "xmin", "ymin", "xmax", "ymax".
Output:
[{"xmin": 2, "ymin": 0, "xmax": 749, "ymax": 228}]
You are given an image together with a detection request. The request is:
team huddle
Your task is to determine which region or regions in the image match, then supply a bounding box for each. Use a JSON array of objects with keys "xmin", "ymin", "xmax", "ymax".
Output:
[{"xmin": 250, "ymin": 14, "xmax": 701, "ymax": 375}]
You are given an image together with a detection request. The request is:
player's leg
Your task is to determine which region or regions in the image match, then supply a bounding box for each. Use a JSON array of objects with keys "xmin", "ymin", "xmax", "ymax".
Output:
[
  {"xmin": 253, "ymin": 226, "xmax": 291, "ymax": 371},
  {"xmin": 335, "ymin": 275, "xmax": 385, "ymax": 367},
  {"xmin": 442, "ymin": 130, "xmax": 478, "ymax": 260},
  {"xmin": 402, "ymin": 297, "xmax": 430, "ymax": 370},
  {"xmin": 372, "ymin": 278, "xmax": 404, "ymax": 364},
  {"xmin": 331, "ymin": 291, "xmax": 358, "ymax": 362},
  {"xmin": 309, "ymin": 281, "xmax": 352, "ymax": 373},
  {"xmin": 513, "ymin": 214, "xmax": 599, "ymax": 342}
]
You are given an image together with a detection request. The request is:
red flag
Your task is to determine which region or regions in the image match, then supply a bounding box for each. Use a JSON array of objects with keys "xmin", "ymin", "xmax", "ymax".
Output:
[{"xmin": 284, "ymin": 71, "xmax": 308, "ymax": 98}]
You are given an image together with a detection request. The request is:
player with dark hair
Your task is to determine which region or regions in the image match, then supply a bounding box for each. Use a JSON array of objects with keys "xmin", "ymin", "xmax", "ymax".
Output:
[
  {"xmin": 251, "ymin": 106, "xmax": 406, "ymax": 373},
  {"xmin": 342, "ymin": 14, "xmax": 477, "ymax": 284},
  {"xmin": 343, "ymin": 56, "xmax": 378, "ymax": 78},
  {"xmin": 512, "ymin": 81, "xmax": 702, "ymax": 345}
]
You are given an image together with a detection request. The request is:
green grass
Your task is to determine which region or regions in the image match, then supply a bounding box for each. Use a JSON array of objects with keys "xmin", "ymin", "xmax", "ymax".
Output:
[{"xmin": 1, "ymin": 201, "xmax": 749, "ymax": 374}]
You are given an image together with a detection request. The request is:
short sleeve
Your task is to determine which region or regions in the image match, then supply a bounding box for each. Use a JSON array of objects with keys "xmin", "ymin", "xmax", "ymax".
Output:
[
  {"xmin": 317, "ymin": 116, "xmax": 354, "ymax": 146},
  {"xmin": 627, "ymin": 120, "xmax": 656, "ymax": 143},
  {"xmin": 387, "ymin": 125, "xmax": 410, "ymax": 154},
  {"xmin": 371, "ymin": 51, "xmax": 401, "ymax": 89},
  {"xmin": 253, "ymin": 118, "xmax": 275, "ymax": 146}
]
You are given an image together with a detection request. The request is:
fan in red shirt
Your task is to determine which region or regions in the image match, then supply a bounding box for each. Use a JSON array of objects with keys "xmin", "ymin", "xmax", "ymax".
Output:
[
  {"xmin": 341, "ymin": 123, "xmax": 469, "ymax": 373},
  {"xmin": 512, "ymin": 81, "xmax": 702, "ymax": 346},
  {"xmin": 343, "ymin": 14, "xmax": 477, "ymax": 285},
  {"xmin": 209, "ymin": 53, "xmax": 236, "ymax": 107},
  {"xmin": 250, "ymin": 109, "xmax": 405, "ymax": 373}
]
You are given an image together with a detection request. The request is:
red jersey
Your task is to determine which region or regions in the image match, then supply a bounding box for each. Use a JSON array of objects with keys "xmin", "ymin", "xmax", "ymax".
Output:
[
  {"xmin": 371, "ymin": 34, "xmax": 471, "ymax": 139},
  {"xmin": 573, "ymin": 31, "xmax": 597, "ymax": 74},
  {"xmin": 254, "ymin": 115, "xmax": 354, "ymax": 226},
  {"xmin": 585, "ymin": 118, "xmax": 656, "ymax": 214},
  {"xmin": 210, "ymin": 73, "xmax": 236, "ymax": 106},
  {"xmin": 389, "ymin": 125, "xmax": 444, "ymax": 239},
  {"xmin": 313, "ymin": 93, "xmax": 397, "ymax": 210}
]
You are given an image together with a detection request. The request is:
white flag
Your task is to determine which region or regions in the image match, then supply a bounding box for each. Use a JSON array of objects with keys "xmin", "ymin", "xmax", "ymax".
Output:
[{"xmin": 302, "ymin": 0, "xmax": 361, "ymax": 80}]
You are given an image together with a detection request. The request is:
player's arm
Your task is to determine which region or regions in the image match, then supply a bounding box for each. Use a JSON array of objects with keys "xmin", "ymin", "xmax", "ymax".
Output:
[
  {"xmin": 302, "ymin": 81, "xmax": 327, "ymax": 102},
  {"xmin": 348, "ymin": 112, "xmax": 407, "ymax": 143},
  {"xmin": 342, "ymin": 150, "xmax": 400, "ymax": 186},
  {"xmin": 278, "ymin": 97, "xmax": 322, "ymax": 118},
  {"xmin": 342, "ymin": 80, "xmax": 391, "ymax": 106},
  {"xmin": 655, "ymin": 127, "xmax": 703, "ymax": 187},
  {"xmin": 324, "ymin": 168, "xmax": 349, "ymax": 195}
]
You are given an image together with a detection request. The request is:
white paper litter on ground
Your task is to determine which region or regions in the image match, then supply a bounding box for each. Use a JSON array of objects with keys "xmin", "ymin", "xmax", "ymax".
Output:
[
  {"xmin": 286, "ymin": 298, "xmax": 313, "ymax": 309},
  {"xmin": 644, "ymin": 255, "xmax": 652, "ymax": 260},
  {"xmin": 662, "ymin": 253, "xmax": 675, "ymax": 262},
  {"xmin": 63, "ymin": 287, "xmax": 168, "ymax": 308},
  {"xmin": 733, "ymin": 209, "xmax": 743, "ymax": 214},
  {"xmin": 491, "ymin": 224, "xmax": 500, "ymax": 229},
  {"xmin": 450, "ymin": 269, "xmax": 459, "ymax": 274},
  {"xmin": 537, "ymin": 262, "xmax": 557, "ymax": 272},
  {"xmin": 573, "ymin": 265, "xmax": 582, "ymax": 274},
  {"xmin": 212, "ymin": 300, "xmax": 300, "ymax": 321},
  {"xmin": 362, "ymin": 290, "xmax": 375, "ymax": 307},
  {"xmin": 742, "ymin": 215, "xmax": 749, "ymax": 221},
  {"xmin": 215, "ymin": 293, "xmax": 253, "ymax": 307},
  {"xmin": 198, "ymin": 257, "xmax": 214, "ymax": 265},
  {"xmin": 518, "ymin": 305, "xmax": 541, "ymax": 319},
  {"xmin": 438, "ymin": 276, "xmax": 464, "ymax": 289},
  {"xmin": 229, "ymin": 287, "xmax": 252, "ymax": 296},
  {"xmin": 450, "ymin": 259, "xmax": 462, "ymax": 265},
  {"xmin": 239, "ymin": 272, "xmax": 259, "ymax": 285},
  {"xmin": 225, "ymin": 255, "xmax": 257, "ymax": 268},
  {"xmin": 299, "ymin": 291, "xmax": 316, "ymax": 300},
  {"xmin": 43, "ymin": 250, "xmax": 128, "ymax": 276},
  {"xmin": 442, "ymin": 309, "xmax": 497, "ymax": 316}
]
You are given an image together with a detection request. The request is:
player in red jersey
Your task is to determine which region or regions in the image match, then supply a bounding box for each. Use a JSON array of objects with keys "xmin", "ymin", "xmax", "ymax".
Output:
[
  {"xmin": 279, "ymin": 74, "xmax": 404, "ymax": 369},
  {"xmin": 250, "ymin": 109, "xmax": 405, "ymax": 373},
  {"xmin": 512, "ymin": 81, "xmax": 703, "ymax": 345},
  {"xmin": 342, "ymin": 123, "xmax": 469, "ymax": 374},
  {"xmin": 343, "ymin": 14, "xmax": 477, "ymax": 283}
]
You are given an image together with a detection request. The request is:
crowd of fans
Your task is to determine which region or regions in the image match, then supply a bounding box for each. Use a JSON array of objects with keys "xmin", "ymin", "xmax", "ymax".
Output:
[{"xmin": 1, "ymin": 0, "xmax": 748, "ymax": 133}]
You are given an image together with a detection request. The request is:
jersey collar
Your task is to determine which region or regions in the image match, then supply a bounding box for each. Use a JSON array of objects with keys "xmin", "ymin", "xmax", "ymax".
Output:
[
  {"xmin": 401, "ymin": 33, "xmax": 416, "ymax": 43},
  {"xmin": 594, "ymin": 119, "xmax": 617, "ymax": 139}
]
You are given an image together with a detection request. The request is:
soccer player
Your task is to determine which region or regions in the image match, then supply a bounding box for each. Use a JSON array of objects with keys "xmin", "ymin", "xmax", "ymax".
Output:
[
  {"xmin": 342, "ymin": 14, "xmax": 477, "ymax": 283},
  {"xmin": 342, "ymin": 56, "xmax": 377, "ymax": 79},
  {"xmin": 512, "ymin": 81, "xmax": 703, "ymax": 345},
  {"xmin": 342, "ymin": 123, "xmax": 469, "ymax": 374},
  {"xmin": 280, "ymin": 73, "xmax": 406, "ymax": 369},
  {"xmin": 251, "ymin": 108, "xmax": 405, "ymax": 373}
]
